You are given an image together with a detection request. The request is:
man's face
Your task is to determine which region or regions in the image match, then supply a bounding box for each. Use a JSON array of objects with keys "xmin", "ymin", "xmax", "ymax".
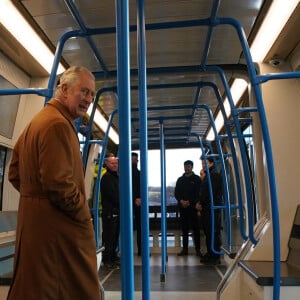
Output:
[
  {"xmin": 105, "ymin": 157, "xmax": 119, "ymax": 172},
  {"xmin": 132, "ymin": 155, "xmax": 138, "ymax": 166},
  {"xmin": 62, "ymin": 72, "xmax": 96, "ymax": 119},
  {"xmin": 202, "ymin": 159, "xmax": 213, "ymax": 170},
  {"xmin": 184, "ymin": 163, "xmax": 193, "ymax": 175}
]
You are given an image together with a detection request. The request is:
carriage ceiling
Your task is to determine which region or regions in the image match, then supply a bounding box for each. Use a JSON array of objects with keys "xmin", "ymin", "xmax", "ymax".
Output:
[{"xmin": 2, "ymin": 0, "xmax": 300, "ymax": 150}]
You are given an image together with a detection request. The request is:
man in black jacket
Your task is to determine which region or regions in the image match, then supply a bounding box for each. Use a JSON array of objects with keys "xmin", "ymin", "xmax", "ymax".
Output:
[
  {"xmin": 100, "ymin": 153, "xmax": 120, "ymax": 269},
  {"xmin": 175, "ymin": 160, "xmax": 202, "ymax": 256},
  {"xmin": 197, "ymin": 157, "xmax": 223, "ymax": 265},
  {"xmin": 131, "ymin": 152, "xmax": 142, "ymax": 255}
]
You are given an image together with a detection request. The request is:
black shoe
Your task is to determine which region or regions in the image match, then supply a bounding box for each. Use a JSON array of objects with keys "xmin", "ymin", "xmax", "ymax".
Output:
[
  {"xmin": 201, "ymin": 255, "xmax": 221, "ymax": 265},
  {"xmin": 112, "ymin": 256, "xmax": 120, "ymax": 263},
  {"xmin": 200, "ymin": 253, "xmax": 210, "ymax": 263},
  {"xmin": 177, "ymin": 249, "xmax": 188, "ymax": 256},
  {"xmin": 102, "ymin": 261, "xmax": 120, "ymax": 270},
  {"xmin": 211, "ymin": 257, "xmax": 221, "ymax": 265}
]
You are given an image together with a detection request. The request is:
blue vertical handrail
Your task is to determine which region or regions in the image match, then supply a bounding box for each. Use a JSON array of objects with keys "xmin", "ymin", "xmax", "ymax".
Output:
[
  {"xmin": 159, "ymin": 120, "xmax": 167, "ymax": 279},
  {"xmin": 115, "ymin": 1, "xmax": 135, "ymax": 300},
  {"xmin": 194, "ymin": 134, "xmax": 222, "ymax": 255},
  {"xmin": 89, "ymin": 109, "xmax": 118, "ymax": 247},
  {"xmin": 206, "ymin": 65, "xmax": 258, "ymax": 246},
  {"xmin": 85, "ymin": 140, "xmax": 104, "ymax": 247},
  {"xmin": 137, "ymin": 0, "xmax": 151, "ymax": 299},
  {"xmin": 195, "ymin": 89, "xmax": 248, "ymax": 249},
  {"xmin": 215, "ymin": 17, "xmax": 282, "ymax": 300},
  {"xmin": 81, "ymin": 87, "xmax": 118, "ymax": 170},
  {"xmin": 191, "ymin": 103, "xmax": 231, "ymax": 249},
  {"xmin": 205, "ymin": 82, "xmax": 248, "ymax": 241},
  {"xmin": 193, "ymin": 103, "xmax": 231, "ymax": 255}
]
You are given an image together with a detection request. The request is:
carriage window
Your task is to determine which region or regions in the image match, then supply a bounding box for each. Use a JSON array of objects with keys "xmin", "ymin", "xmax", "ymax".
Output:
[
  {"xmin": 0, "ymin": 76, "xmax": 20, "ymax": 139},
  {"xmin": 138, "ymin": 148, "xmax": 202, "ymax": 206},
  {"xmin": 243, "ymin": 125, "xmax": 259, "ymax": 222},
  {"xmin": 0, "ymin": 145, "xmax": 6, "ymax": 210}
]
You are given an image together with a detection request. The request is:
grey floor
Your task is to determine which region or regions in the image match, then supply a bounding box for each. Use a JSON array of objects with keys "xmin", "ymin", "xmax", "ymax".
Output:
[{"xmin": 99, "ymin": 253, "xmax": 227, "ymax": 299}]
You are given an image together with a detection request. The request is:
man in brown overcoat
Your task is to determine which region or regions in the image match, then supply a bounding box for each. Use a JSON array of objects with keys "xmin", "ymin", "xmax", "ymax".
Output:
[{"xmin": 8, "ymin": 66, "xmax": 101, "ymax": 299}]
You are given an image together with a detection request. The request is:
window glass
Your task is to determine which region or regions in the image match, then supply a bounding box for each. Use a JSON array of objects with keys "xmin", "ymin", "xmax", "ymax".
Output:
[
  {"xmin": 0, "ymin": 76, "xmax": 20, "ymax": 138},
  {"xmin": 0, "ymin": 145, "xmax": 7, "ymax": 210},
  {"xmin": 136, "ymin": 148, "xmax": 202, "ymax": 206}
]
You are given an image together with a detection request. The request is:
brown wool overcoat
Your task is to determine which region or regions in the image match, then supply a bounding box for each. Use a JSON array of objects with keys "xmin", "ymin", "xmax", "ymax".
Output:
[{"xmin": 8, "ymin": 99, "xmax": 101, "ymax": 300}]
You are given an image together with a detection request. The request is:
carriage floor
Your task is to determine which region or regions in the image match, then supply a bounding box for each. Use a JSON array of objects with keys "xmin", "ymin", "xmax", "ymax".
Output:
[{"xmin": 99, "ymin": 253, "xmax": 227, "ymax": 300}]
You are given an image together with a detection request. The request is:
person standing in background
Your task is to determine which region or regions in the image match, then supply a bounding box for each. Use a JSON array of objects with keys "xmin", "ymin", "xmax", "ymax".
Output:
[
  {"xmin": 197, "ymin": 157, "xmax": 223, "ymax": 265},
  {"xmin": 8, "ymin": 66, "xmax": 101, "ymax": 300},
  {"xmin": 131, "ymin": 152, "xmax": 142, "ymax": 255},
  {"xmin": 100, "ymin": 153, "xmax": 120, "ymax": 269},
  {"xmin": 175, "ymin": 160, "xmax": 202, "ymax": 256}
]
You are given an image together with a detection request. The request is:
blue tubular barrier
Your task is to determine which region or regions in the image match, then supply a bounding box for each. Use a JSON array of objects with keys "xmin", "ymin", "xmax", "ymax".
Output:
[
  {"xmin": 88, "ymin": 109, "xmax": 118, "ymax": 247},
  {"xmin": 195, "ymin": 134, "xmax": 223, "ymax": 256},
  {"xmin": 6, "ymin": 0, "xmax": 293, "ymax": 297},
  {"xmin": 115, "ymin": 1, "xmax": 135, "ymax": 300},
  {"xmin": 0, "ymin": 88, "xmax": 49, "ymax": 97},
  {"xmin": 200, "ymin": 0, "xmax": 220, "ymax": 67},
  {"xmin": 81, "ymin": 87, "xmax": 117, "ymax": 169},
  {"xmin": 159, "ymin": 120, "xmax": 167, "ymax": 280},
  {"xmin": 206, "ymin": 65, "xmax": 258, "ymax": 246},
  {"xmin": 137, "ymin": 0, "xmax": 151, "ymax": 297},
  {"xmin": 206, "ymin": 82, "xmax": 248, "ymax": 241},
  {"xmin": 64, "ymin": 0, "xmax": 109, "ymax": 75},
  {"xmin": 219, "ymin": 16, "xmax": 282, "ymax": 300},
  {"xmin": 193, "ymin": 102, "xmax": 241, "ymax": 255}
]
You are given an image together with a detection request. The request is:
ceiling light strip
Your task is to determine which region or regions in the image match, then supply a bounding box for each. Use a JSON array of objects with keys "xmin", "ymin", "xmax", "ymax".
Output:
[
  {"xmin": 0, "ymin": 0, "xmax": 65, "ymax": 74},
  {"xmin": 207, "ymin": 1, "xmax": 298, "ymax": 140}
]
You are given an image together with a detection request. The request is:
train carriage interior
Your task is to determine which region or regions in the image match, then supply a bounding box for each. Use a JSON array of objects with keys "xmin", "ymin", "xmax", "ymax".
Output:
[{"xmin": 0, "ymin": 0, "xmax": 300, "ymax": 299}]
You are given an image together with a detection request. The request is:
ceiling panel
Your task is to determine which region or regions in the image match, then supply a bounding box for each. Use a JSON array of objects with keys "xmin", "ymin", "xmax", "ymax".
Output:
[{"xmin": 15, "ymin": 0, "xmax": 282, "ymax": 148}]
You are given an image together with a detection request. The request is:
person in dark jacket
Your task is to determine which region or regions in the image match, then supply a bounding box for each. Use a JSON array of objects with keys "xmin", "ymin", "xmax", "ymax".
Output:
[
  {"xmin": 175, "ymin": 160, "xmax": 202, "ymax": 256},
  {"xmin": 131, "ymin": 152, "xmax": 142, "ymax": 255},
  {"xmin": 196, "ymin": 157, "xmax": 223, "ymax": 265},
  {"xmin": 100, "ymin": 153, "xmax": 120, "ymax": 269}
]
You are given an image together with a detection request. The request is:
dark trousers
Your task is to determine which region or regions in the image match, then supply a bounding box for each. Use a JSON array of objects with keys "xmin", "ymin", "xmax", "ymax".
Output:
[
  {"xmin": 202, "ymin": 209, "xmax": 222, "ymax": 258},
  {"xmin": 102, "ymin": 215, "xmax": 120, "ymax": 263},
  {"xmin": 179, "ymin": 208, "xmax": 201, "ymax": 250},
  {"xmin": 134, "ymin": 208, "xmax": 142, "ymax": 254}
]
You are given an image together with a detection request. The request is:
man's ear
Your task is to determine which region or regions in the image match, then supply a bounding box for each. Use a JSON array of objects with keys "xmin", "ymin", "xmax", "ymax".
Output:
[{"xmin": 60, "ymin": 83, "xmax": 69, "ymax": 97}]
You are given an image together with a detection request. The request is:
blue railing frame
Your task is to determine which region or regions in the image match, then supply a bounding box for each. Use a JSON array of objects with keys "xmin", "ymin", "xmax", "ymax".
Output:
[
  {"xmin": 115, "ymin": 2, "xmax": 135, "ymax": 299},
  {"xmin": 206, "ymin": 65, "xmax": 258, "ymax": 246},
  {"xmin": 159, "ymin": 120, "xmax": 168, "ymax": 280},
  {"xmin": 87, "ymin": 109, "xmax": 118, "ymax": 247},
  {"xmin": 2, "ymin": 1, "xmax": 300, "ymax": 299},
  {"xmin": 137, "ymin": 0, "xmax": 151, "ymax": 298}
]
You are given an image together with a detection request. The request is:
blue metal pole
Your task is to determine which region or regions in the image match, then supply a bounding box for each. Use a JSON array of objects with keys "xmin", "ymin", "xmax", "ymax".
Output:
[
  {"xmin": 205, "ymin": 83, "xmax": 247, "ymax": 241},
  {"xmin": 207, "ymin": 65, "xmax": 257, "ymax": 246},
  {"xmin": 90, "ymin": 110, "xmax": 118, "ymax": 247},
  {"xmin": 159, "ymin": 120, "xmax": 167, "ymax": 281},
  {"xmin": 219, "ymin": 17, "xmax": 282, "ymax": 300},
  {"xmin": 115, "ymin": 1, "xmax": 134, "ymax": 299},
  {"xmin": 201, "ymin": 0, "xmax": 220, "ymax": 66},
  {"xmin": 137, "ymin": 0, "xmax": 151, "ymax": 299}
]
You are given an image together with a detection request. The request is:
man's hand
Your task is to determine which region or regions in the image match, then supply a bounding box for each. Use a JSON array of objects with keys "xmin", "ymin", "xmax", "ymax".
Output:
[{"xmin": 180, "ymin": 199, "xmax": 190, "ymax": 208}]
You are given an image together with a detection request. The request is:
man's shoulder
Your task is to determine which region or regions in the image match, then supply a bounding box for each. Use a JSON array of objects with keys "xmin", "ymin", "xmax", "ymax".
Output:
[
  {"xmin": 191, "ymin": 173, "xmax": 201, "ymax": 181},
  {"xmin": 176, "ymin": 174, "xmax": 185, "ymax": 181},
  {"xmin": 191, "ymin": 172, "xmax": 200, "ymax": 178}
]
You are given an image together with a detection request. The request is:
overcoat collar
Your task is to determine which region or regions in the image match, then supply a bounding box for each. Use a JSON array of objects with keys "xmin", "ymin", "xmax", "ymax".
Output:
[{"xmin": 47, "ymin": 98, "xmax": 77, "ymax": 132}]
